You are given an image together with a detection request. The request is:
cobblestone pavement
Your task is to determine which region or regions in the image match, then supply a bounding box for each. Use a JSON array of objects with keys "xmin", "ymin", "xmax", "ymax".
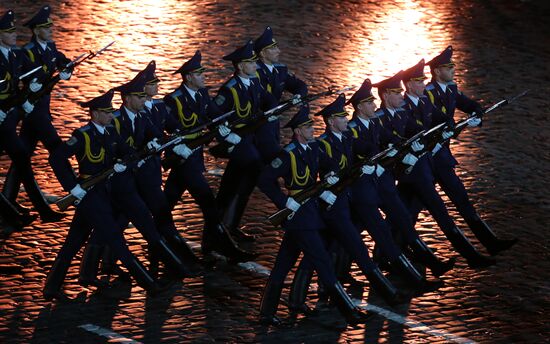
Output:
[{"xmin": 0, "ymin": 0, "xmax": 549, "ymax": 343}]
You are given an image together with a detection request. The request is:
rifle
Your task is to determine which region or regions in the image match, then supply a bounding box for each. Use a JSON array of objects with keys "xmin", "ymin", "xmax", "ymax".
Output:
[
  {"xmin": 209, "ymin": 86, "xmax": 354, "ymax": 159},
  {"xmin": 26, "ymin": 41, "xmax": 115, "ymax": 107},
  {"xmin": 0, "ymin": 66, "xmax": 43, "ymax": 112},
  {"xmin": 422, "ymin": 89, "xmax": 530, "ymax": 156},
  {"xmin": 268, "ymin": 142, "xmax": 401, "ymax": 226},
  {"xmin": 160, "ymin": 109, "xmax": 236, "ymax": 170}
]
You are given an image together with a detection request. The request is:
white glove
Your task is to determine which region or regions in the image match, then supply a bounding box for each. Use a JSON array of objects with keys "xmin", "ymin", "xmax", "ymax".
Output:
[
  {"xmin": 291, "ymin": 94, "xmax": 302, "ymax": 105},
  {"xmin": 442, "ymin": 130, "xmax": 454, "ymax": 140},
  {"xmin": 467, "ymin": 117, "xmax": 481, "ymax": 127},
  {"xmin": 59, "ymin": 70, "xmax": 72, "ymax": 80},
  {"xmin": 432, "ymin": 143, "xmax": 443, "ymax": 155},
  {"xmin": 70, "ymin": 184, "xmax": 87, "ymax": 200},
  {"xmin": 411, "ymin": 140, "xmax": 424, "ymax": 152},
  {"xmin": 267, "ymin": 115, "xmax": 278, "ymax": 122},
  {"xmin": 225, "ymin": 133, "xmax": 241, "ymax": 145},
  {"xmin": 375, "ymin": 164, "xmax": 385, "ymax": 177},
  {"xmin": 137, "ymin": 159, "xmax": 146, "ymax": 168},
  {"xmin": 218, "ymin": 123, "xmax": 231, "ymax": 137},
  {"xmin": 0, "ymin": 109, "xmax": 6, "ymax": 124},
  {"xmin": 22, "ymin": 100, "xmax": 34, "ymax": 114},
  {"xmin": 325, "ymin": 174, "xmax": 339, "ymax": 185},
  {"xmin": 146, "ymin": 138, "xmax": 161, "ymax": 151},
  {"xmin": 114, "ymin": 163, "xmax": 127, "ymax": 173},
  {"xmin": 319, "ymin": 190, "xmax": 337, "ymax": 205},
  {"xmin": 29, "ymin": 78, "xmax": 42, "ymax": 93},
  {"xmin": 361, "ymin": 164, "xmax": 375, "ymax": 175},
  {"xmin": 173, "ymin": 143, "xmax": 193, "ymax": 159},
  {"xmin": 386, "ymin": 147, "xmax": 398, "ymax": 157},
  {"xmin": 285, "ymin": 197, "xmax": 301, "ymax": 212},
  {"xmin": 402, "ymin": 153, "xmax": 418, "ymax": 166}
]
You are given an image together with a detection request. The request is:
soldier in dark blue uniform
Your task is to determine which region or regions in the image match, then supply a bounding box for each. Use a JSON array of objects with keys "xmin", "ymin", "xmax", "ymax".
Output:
[
  {"xmin": 2, "ymin": 5, "xmax": 70, "ymax": 223},
  {"xmin": 398, "ymin": 60, "xmax": 495, "ymax": 268},
  {"xmin": 253, "ymin": 26, "xmax": 308, "ymax": 163},
  {"xmin": 288, "ymin": 97, "xmax": 409, "ymax": 314},
  {"xmin": 425, "ymin": 46, "xmax": 517, "ymax": 255},
  {"xmin": 346, "ymin": 78, "xmax": 452, "ymax": 282},
  {"xmin": 163, "ymin": 51, "xmax": 254, "ymax": 261},
  {"xmin": 257, "ymin": 106, "xmax": 371, "ymax": 326},
  {"xmin": 214, "ymin": 40, "xmax": 277, "ymax": 241},
  {"xmin": 44, "ymin": 90, "xmax": 168, "ymax": 301},
  {"xmin": 0, "ymin": 9, "xmax": 60, "ymax": 227}
]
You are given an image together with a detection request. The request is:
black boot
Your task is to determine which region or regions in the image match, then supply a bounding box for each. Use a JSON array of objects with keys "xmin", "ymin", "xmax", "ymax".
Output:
[
  {"xmin": 222, "ymin": 194, "xmax": 255, "ymax": 242},
  {"xmin": 409, "ymin": 239, "xmax": 456, "ymax": 278},
  {"xmin": 79, "ymin": 244, "xmax": 110, "ymax": 288},
  {"xmin": 326, "ymin": 282, "xmax": 373, "ymax": 325},
  {"xmin": 124, "ymin": 257, "xmax": 171, "ymax": 296},
  {"xmin": 0, "ymin": 192, "xmax": 36, "ymax": 227},
  {"xmin": 390, "ymin": 254, "xmax": 444, "ymax": 294},
  {"xmin": 288, "ymin": 268, "xmax": 317, "ymax": 316},
  {"xmin": 465, "ymin": 216, "xmax": 518, "ymax": 256},
  {"xmin": 445, "ymin": 226, "xmax": 496, "ymax": 268},
  {"xmin": 21, "ymin": 178, "xmax": 65, "ymax": 223},
  {"xmin": 367, "ymin": 267, "xmax": 410, "ymax": 306},
  {"xmin": 202, "ymin": 223, "xmax": 257, "ymax": 263},
  {"xmin": 43, "ymin": 257, "xmax": 73, "ymax": 302},
  {"xmin": 259, "ymin": 278, "xmax": 285, "ymax": 326},
  {"xmin": 101, "ymin": 246, "xmax": 130, "ymax": 281},
  {"xmin": 150, "ymin": 238, "xmax": 197, "ymax": 278},
  {"xmin": 164, "ymin": 234, "xmax": 203, "ymax": 275}
]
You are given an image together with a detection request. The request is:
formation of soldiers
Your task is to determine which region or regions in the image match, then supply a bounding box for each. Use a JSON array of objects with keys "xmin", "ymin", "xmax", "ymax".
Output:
[{"xmin": 1, "ymin": 5, "xmax": 519, "ymax": 327}]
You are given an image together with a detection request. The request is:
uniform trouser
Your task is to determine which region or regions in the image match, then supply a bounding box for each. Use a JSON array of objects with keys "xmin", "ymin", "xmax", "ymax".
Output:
[
  {"xmin": 3, "ymin": 98, "xmax": 63, "ymax": 201},
  {"xmin": 0, "ymin": 109, "xmax": 59, "ymax": 216},
  {"xmin": 47, "ymin": 186, "xmax": 141, "ymax": 283},
  {"xmin": 216, "ymin": 140, "xmax": 263, "ymax": 230},
  {"xmin": 164, "ymin": 160, "xmax": 219, "ymax": 228},
  {"xmin": 269, "ymin": 229, "xmax": 337, "ymax": 287},
  {"xmin": 432, "ymin": 160, "xmax": 478, "ymax": 222},
  {"xmin": 350, "ymin": 199, "xmax": 401, "ymax": 260},
  {"xmin": 377, "ymin": 173, "xmax": 420, "ymax": 246}
]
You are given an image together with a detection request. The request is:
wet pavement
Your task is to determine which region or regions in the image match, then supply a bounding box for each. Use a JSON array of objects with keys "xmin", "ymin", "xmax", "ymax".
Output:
[{"xmin": 1, "ymin": 0, "xmax": 549, "ymax": 342}]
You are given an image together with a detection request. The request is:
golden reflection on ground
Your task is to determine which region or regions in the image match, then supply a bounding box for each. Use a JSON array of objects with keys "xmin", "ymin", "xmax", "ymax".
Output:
[{"xmin": 343, "ymin": 0, "xmax": 452, "ymax": 98}]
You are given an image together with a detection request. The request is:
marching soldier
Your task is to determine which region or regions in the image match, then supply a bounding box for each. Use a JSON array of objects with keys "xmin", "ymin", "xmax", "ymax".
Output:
[
  {"xmin": 288, "ymin": 98, "xmax": 409, "ymax": 315},
  {"xmin": 345, "ymin": 79, "xmax": 454, "ymax": 280},
  {"xmin": 398, "ymin": 59, "xmax": 496, "ymax": 268},
  {"xmin": 257, "ymin": 106, "xmax": 372, "ymax": 326},
  {"xmin": 253, "ymin": 26, "xmax": 308, "ymax": 163},
  {"xmin": 374, "ymin": 71, "xmax": 495, "ymax": 267},
  {"xmin": 45, "ymin": 90, "xmax": 169, "ymax": 301},
  {"xmin": 0, "ymin": 9, "xmax": 60, "ymax": 227},
  {"xmin": 425, "ymin": 46, "xmax": 517, "ymax": 255},
  {"xmin": 214, "ymin": 39, "xmax": 277, "ymax": 241},
  {"xmin": 3, "ymin": 5, "xmax": 70, "ymax": 223},
  {"xmin": 163, "ymin": 51, "xmax": 254, "ymax": 261}
]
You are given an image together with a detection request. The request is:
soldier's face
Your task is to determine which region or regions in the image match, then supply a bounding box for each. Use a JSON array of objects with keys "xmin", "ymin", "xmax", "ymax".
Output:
[
  {"xmin": 125, "ymin": 94, "xmax": 146, "ymax": 112},
  {"xmin": 296, "ymin": 123, "xmax": 314, "ymax": 141},
  {"xmin": 261, "ymin": 45, "xmax": 280, "ymax": 64},
  {"xmin": 330, "ymin": 115, "xmax": 349, "ymax": 133},
  {"xmin": 385, "ymin": 90, "xmax": 403, "ymax": 108},
  {"xmin": 187, "ymin": 71, "xmax": 205, "ymax": 89},
  {"xmin": 93, "ymin": 110, "xmax": 114, "ymax": 126},
  {"xmin": 144, "ymin": 83, "xmax": 159, "ymax": 97},
  {"xmin": 406, "ymin": 80, "xmax": 426, "ymax": 97},
  {"xmin": 239, "ymin": 61, "xmax": 257, "ymax": 76},
  {"xmin": 34, "ymin": 26, "xmax": 53, "ymax": 41},
  {"xmin": 357, "ymin": 100, "xmax": 376, "ymax": 118},
  {"xmin": 435, "ymin": 65, "xmax": 455, "ymax": 83},
  {"xmin": 0, "ymin": 31, "xmax": 17, "ymax": 46}
]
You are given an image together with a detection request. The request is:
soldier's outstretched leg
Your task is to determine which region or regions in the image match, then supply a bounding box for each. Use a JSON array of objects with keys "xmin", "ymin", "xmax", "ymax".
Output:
[
  {"xmin": 434, "ymin": 163, "xmax": 517, "ymax": 255},
  {"xmin": 389, "ymin": 254, "xmax": 443, "ymax": 294},
  {"xmin": 445, "ymin": 226, "xmax": 496, "ymax": 268},
  {"xmin": 464, "ymin": 215, "xmax": 518, "ymax": 256},
  {"xmin": 409, "ymin": 238, "xmax": 455, "ymax": 278}
]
